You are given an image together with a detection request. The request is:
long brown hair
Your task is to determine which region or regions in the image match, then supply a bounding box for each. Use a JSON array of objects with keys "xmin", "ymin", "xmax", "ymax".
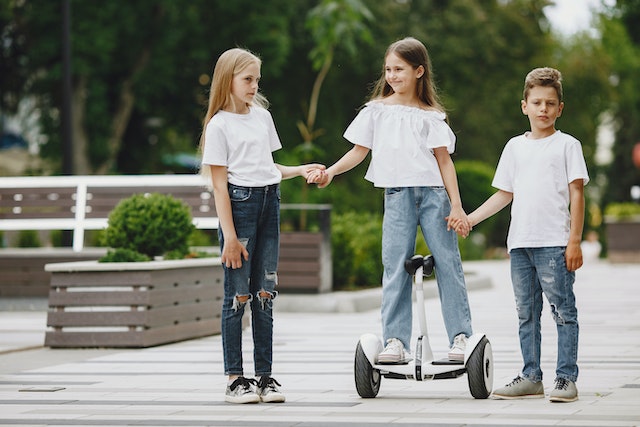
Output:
[{"xmin": 370, "ymin": 37, "xmax": 444, "ymax": 112}]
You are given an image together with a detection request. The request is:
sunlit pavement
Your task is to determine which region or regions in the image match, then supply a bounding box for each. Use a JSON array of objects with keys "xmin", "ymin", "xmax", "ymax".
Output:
[{"xmin": 0, "ymin": 259, "xmax": 638, "ymax": 426}]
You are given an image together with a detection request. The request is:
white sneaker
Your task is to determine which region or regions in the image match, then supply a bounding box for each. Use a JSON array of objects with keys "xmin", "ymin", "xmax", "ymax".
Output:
[
  {"xmin": 377, "ymin": 338, "xmax": 411, "ymax": 364},
  {"xmin": 256, "ymin": 376, "xmax": 285, "ymax": 403},
  {"xmin": 448, "ymin": 334, "xmax": 467, "ymax": 361},
  {"xmin": 225, "ymin": 377, "xmax": 260, "ymax": 404}
]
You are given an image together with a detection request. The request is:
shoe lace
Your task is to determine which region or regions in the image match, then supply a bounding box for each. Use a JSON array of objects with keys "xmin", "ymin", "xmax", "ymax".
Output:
[
  {"xmin": 257, "ymin": 376, "xmax": 281, "ymax": 392},
  {"xmin": 555, "ymin": 378, "xmax": 570, "ymax": 390},
  {"xmin": 452, "ymin": 335, "xmax": 466, "ymax": 349},
  {"xmin": 506, "ymin": 376, "xmax": 525, "ymax": 387},
  {"xmin": 385, "ymin": 338, "xmax": 402, "ymax": 352},
  {"xmin": 230, "ymin": 376, "xmax": 256, "ymax": 392}
]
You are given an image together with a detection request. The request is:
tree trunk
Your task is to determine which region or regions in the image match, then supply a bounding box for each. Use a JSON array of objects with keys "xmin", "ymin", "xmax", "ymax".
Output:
[
  {"xmin": 71, "ymin": 75, "xmax": 91, "ymax": 175},
  {"xmin": 95, "ymin": 48, "xmax": 151, "ymax": 175}
]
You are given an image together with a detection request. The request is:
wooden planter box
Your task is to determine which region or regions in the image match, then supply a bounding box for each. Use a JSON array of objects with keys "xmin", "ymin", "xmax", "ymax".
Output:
[
  {"xmin": 44, "ymin": 258, "xmax": 226, "ymax": 348},
  {"xmin": 0, "ymin": 248, "xmax": 107, "ymax": 297},
  {"xmin": 605, "ymin": 217, "xmax": 640, "ymax": 263}
]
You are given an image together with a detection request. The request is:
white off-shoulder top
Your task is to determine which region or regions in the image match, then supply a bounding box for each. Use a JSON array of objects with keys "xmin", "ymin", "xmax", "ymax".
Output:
[{"xmin": 343, "ymin": 101, "xmax": 456, "ymax": 188}]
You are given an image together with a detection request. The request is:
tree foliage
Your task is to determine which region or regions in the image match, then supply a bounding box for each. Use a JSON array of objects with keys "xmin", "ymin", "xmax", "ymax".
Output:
[
  {"xmin": 1, "ymin": 0, "xmax": 631, "ymax": 250},
  {"xmin": 599, "ymin": 0, "xmax": 640, "ymax": 206}
]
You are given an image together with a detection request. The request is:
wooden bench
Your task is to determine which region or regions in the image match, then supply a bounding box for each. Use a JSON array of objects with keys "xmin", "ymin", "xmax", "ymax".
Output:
[
  {"xmin": 0, "ymin": 174, "xmax": 332, "ymax": 347},
  {"xmin": 0, "ymin": 175, "xmax": 333, "ymax": 296},
  {"xmin": 0, "ymin": 175, "xmax": 218, "ymax": 252}
]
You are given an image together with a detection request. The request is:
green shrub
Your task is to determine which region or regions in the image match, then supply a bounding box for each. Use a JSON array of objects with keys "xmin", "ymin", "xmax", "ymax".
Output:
[
  {"xmin": 100, "ymin": 193, "xmax": 195, "ymax": 261},
  {"xmin": 455, "ymin": 160, "xmax": 495, "ymax": 211},
  {"xmin": 604, "ymin": 202, "xmax": 640, "ymax": 220},
  {"xmin": 49, "ymin": 230, "xmax": 63, "ymax": 247},
  {"xmin": 188, "ymin": 228, "xmax": 217, "ymax": 247},
  {"xmin": 331, "ymin": 211, "xmax": 383, "ymax": 290},
  {"xmin": 17, "ymin": 230, "xmax": 41, "ymax": 247},
  {"xmin": 456, "ymin": 159, "xmax": 509, "ymax": 251},
  {"xmin": 331, "ymin": 209, "xmax": 492, "ymax": 289},
  {"xmin": 100, "ymin": 248, "xmax": 151, "ymax": 262}
]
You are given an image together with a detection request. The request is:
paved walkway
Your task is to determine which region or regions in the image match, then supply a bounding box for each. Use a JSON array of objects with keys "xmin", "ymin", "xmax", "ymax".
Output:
[{"xmin": 0, "ymin": 259, "xmax": 639, "ymax": 426}]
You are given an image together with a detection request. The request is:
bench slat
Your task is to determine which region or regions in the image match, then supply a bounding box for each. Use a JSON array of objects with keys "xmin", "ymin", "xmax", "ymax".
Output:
[
  {"xmin": 44, "ymin": 318, "xmax": 220, "ymax": 348},
  {"xmin": 46, "ymin": 301, "xmax": 217, "ymax": 327}
]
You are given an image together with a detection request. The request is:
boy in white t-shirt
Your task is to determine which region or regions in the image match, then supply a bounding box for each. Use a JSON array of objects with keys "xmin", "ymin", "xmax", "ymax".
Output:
[{"xmin": 457, "ymin": 67, "xmax": 589, "ymax": 403}]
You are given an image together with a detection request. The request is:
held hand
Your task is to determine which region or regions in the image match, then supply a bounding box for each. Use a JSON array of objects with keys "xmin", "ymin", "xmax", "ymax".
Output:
[
  {"xmin": 448, "ymin": 218, "xmax": 472, "ymax": 238},
  {"xmin": 307, "ymin": 168, "xmax": 333, "ymax": 188},
  {"xmin": 565, "ymin": 242, "xmax": 583, "ymax": 272},
  {"xmin": 306, "ymin": 168, "xmax": 324, "ymax": 183},
  {"xmin": 221, "ymin": 238, "xmax": 249, "ymax": 269},
  {"xmin": 445, "ymin": 206, "xmax": 471, "ymax": 238},
  {"xmin": 302, "ymin": 163, "xmax": 326, "ymax": 180}
]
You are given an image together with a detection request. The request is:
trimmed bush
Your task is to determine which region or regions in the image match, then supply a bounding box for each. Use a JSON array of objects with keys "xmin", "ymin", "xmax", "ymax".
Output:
[
  {"xmin": 101, "ymin": 193, "xmax": 195, "ymax": 261},
  {"xmin": 100, "ymin": 248, "xmax": 152, "ymax": 262}
]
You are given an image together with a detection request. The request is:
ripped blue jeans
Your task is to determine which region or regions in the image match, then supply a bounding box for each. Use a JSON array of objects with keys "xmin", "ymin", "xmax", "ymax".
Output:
[
  {"xmin": 510, "ymin": 247, "xmax": 579, "ymax": 383},
  {"xmin": 220, "ymin": 183, "xmax": 280, "ymax": 377}
]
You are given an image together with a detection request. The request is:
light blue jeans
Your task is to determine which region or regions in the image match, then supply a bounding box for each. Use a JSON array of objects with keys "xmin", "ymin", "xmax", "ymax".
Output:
[
  {"xmin": 381, "ymin": 186, "xmax": 473, "ymax": 350},
  {"xmin": 510, "ymin": 247, "xmax": 579, "ymax": 383},
  {"xmin": 220, "ymin": 183, "xmax": 280, "ymax": 377}
]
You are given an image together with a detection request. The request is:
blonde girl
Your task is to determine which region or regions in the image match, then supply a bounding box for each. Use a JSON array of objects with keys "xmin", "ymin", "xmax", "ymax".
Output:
[{"xmin": 200, "ymin": 48, "xmax": 323, "ymax": 404}]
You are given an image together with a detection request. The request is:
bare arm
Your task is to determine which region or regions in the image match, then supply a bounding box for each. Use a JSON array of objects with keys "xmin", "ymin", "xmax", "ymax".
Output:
[
  {"xmin": 209, "ymin": 165, "xmax": 248, "ymax": 269},
  {"xmin": 468, "ymin": 190, "xmax": 513, "ymax": 227},
  {"xmin": 312, "ymin": 144, "xmax": 370, "ymax": 188},
  {"xmin": 277, "ymin": 163, "xmax": 326, "ymax": 180},
  {"xmin": 565, "ymin": 179, "xmax": 585, "ymax": 272},
  {"xmin": 433, "ymin": 147, "xmax": 470, "ymax": 235}
]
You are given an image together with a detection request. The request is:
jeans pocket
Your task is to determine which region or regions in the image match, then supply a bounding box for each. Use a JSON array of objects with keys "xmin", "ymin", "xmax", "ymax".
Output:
[
  {"xmin": 228, "ymin": 185, "xmax": 250, "ymax": 202},
  {"xmin": 385, "ymin": 187, "xmax": 404, "ymax": 196}
]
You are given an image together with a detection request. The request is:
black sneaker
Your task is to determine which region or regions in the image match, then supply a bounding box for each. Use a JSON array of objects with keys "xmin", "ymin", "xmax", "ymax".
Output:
[
  {"xmin": 225, "ymin": 377, "xmax": 259, "ymax": 404},
  {"xmin": 256, "ymin": 376, "xmax": 285, "ymax": 403}
]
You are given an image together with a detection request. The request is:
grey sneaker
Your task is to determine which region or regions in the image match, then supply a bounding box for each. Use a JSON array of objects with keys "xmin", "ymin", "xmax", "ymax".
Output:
[
  {"xmin": 377, "ymin": 338, "xmax": 412, "ymax": 364},
  {"xmin": 549, "ymin": 378, "xmax": 578, "ymax": 402},
  {"xmin": 256, "ymin": 376, "xmax": 285, "ymax": 403},
  {"xmin": 492, "ymin": 376, "xmax": 545, "ymax": 399},
  {"xmin": 448, "ymin": 334, "xmax": 467, "ymax": 361},
  {"xmin": 225, "ymin": 377, "xmax": 260, "ymax": 404}
]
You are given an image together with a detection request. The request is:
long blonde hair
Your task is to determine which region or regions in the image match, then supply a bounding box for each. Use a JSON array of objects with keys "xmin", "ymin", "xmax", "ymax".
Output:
[
  {"xmin": 198, "ymin": 48, "xmax": 268, "ymax": 181},
  {"xmin": 370, "ymin": 37, "xmax": 444, "ymax": 112}
]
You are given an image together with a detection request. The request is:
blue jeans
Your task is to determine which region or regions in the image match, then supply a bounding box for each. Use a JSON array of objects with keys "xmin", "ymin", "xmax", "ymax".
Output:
[
  {"xmin": 220, "ymin": 183, "xmax": 280, "ymax": 377},
  {"xmin": 510, "ymin": 247, "xmax": 579, "ymax": 383},
  {"xmin": 381, "ymin": 187, "xmax": 473, "ymax": 350}
]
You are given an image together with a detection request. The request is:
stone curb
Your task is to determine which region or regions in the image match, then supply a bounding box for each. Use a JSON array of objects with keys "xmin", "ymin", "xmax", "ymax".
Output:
[{"xmin": 276, "ymin": 272, "xmax": 492, "ymax": 313}]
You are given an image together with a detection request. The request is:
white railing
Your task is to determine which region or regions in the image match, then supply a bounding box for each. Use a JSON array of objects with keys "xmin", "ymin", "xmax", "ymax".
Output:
[{"xmin": 0, "ymin": 174, "xmax": 218, "ymax": 252}]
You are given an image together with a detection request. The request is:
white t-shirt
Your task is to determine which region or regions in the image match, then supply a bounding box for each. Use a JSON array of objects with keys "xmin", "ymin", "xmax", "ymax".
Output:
[
  {"xmin": 343, "ymin": 101, "xmax": 456, "ymax": 188},
  {"xmin": 492, "ymin": 130, "xmax": 589, "ymax": 252},
  {"xmin": 201, "ymin": 107, "xmax": 282, "ymax": 187}
]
